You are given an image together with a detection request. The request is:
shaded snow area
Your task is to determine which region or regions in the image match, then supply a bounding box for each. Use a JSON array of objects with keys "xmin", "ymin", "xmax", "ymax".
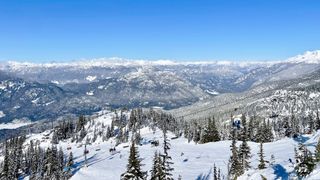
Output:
[
  {"xmin": 0, "ymin": 111, "xmax": 5, "ymax": 118},
  {"xmin": 205, "ymin": 89, "xmax": 220, "ymax": 95},
  {"xmin": 0, "ymin": 118, "xmax": 32, "ymax": 130},
  {"xmin": 21, "ymin": 111, "xmax": 320, "ymax": 180}
]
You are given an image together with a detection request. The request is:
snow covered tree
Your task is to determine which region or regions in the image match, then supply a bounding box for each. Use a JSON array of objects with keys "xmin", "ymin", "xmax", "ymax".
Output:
[
  {"xmin": 1, "ymin": 141, "xmax": 10, "ymax": 179},
  {"xmin": 121, "ymin": 141, "xmax": 146, "ymax": 180},
  {"xmin": 239, "ymin": 115, "xmax": 251, "ymax": 171},
  {"xmin": 228, "ymin": 129, "xmax": 243, "ymax": 179},
  {"xmin": 315, "ymin": 138, "xmax": 320, "ymax": 162},
  {"xmin": 248, "ymin": 116, "xmax": 254, "ymax": 141},
  {"xmin": 150, "ymin": 151, "xmax": 165, "ymax": 180},
  {"xmin": 315, "ymin": 108, "xmax": 320, "ymax": 130},
  {"xmin": 64, "ymin": 152, "xmax": 74, "ymax": 179},
  {"xmin": 282, "ymin": 117, "xmax": 293, "ymax": 137},
  {"xmin": 213, "ymin": 164, "xmax": 218, "ymax": 180},
  {"xmin": 200, "ymin": 117, "xmax": 220, "ymax": 144},
  {"xmin": 192, "ymin": 123, "xmax": 201, "ymax": 144},
  {"xmin": 58, "ymin": 147, "xmax": 64, "ymax": 173},
  {"xmin": 295, "ymin": 143, "xmax": 315, "ymax": 177},
  {"xmin": 258, "ymin": 142, "xmax": 266, "ymax": 169},
  {"xmin": 76, "ymin": 115, "xmax": 86, "ymax": 132},
  {"xmin": 161, "ymin": 129, "xmax": 174, "ymax": 180}
]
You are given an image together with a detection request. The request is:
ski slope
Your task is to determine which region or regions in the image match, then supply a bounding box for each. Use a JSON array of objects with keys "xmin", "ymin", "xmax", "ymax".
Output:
[{"xmin": 22, "ymin": 111, "xmax": 320, "ymax": 180}]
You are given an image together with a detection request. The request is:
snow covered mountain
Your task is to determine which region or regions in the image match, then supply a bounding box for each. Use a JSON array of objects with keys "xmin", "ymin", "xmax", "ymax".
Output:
[
  {"xmin": 1, "ymin": 50, "xmax": 320, "ymax": 125},
  {"xmin": 287, "ymin": 50, "xmax": 320, "ymax": 64}
]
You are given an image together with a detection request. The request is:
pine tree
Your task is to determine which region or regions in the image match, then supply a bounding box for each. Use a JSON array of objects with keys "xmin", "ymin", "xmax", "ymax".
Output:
[
  {"xmin": 258, "ymin": 142, "xmax": 266, "ymax": 169},
  {"xmin": 121, "ymin": 141, "xmax": 146, "ymax": 180},
  {"xmin": 192, "ymin": 123, "xmax": 201, "ymax": 143},
  {"xmin": 315, "ymin": 138, "xmax": 320, "ymax": 162},
  {"xmin": 248, "ymin": 116, "xmax": 254, "ymax": 141},
  {"xmin": 239, "ymin": 115, "xmax": 251, "ymax": 171},
  {"xmin": 264, "ymin": 120, "xmax": 274, "ymax": 142},
  {"xmin": 64, "ymin": 152, "xmax": 74, "ymax": 179},
  {"xmin": 1, "ymin": 141, "xmax": 9, "ymax": 179},
  {"xmin": 162, "ymin": 129, "xmax": 174, "ymax": 180},
  {"xmin": 295, "ymin": 143, "xmax": 315, "ymax": 177},
  {"xmin": 308, "ymin": 113, "xmax": 314, "ymax": 133},
  {"xmin": 213, "ymin": 164, "xmax": 218, "ymax": 180},
  {"xmin": 283, "ymin": 117, "xmax": 292, "ymax": 137},
  {"xmin": 315, "ymin": 107, "xmax": 320, "ymax": 130},
  {"xmin": 200, "ymin": 118, "xmax": 220, "ymax": 144},
  {"xmin": 58, "ymin": 147, "xmax": 64, "ymax": 172},
  {"xmin": 228, "ymin": 129, "xmax": 243, "ymax": 179},
  {"xmin": 150, "ymin": 151, "xmax": 165, "ymax": 180},
  {"xmin": 76, "ymin": 115, "xmax": 86, "ymax": 132}
]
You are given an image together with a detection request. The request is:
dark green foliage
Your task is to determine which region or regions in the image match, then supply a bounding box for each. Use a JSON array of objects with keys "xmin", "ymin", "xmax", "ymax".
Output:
[
  {"xmin": 162, "ymin": 129, "xmax": 174, "ymax": 180},
  {"xmin": 239, "ymin": 115, "xmax": 251, "ymax": 171},
  {"xmin": 295, "ymin": 143, "xmax": 315, "ymax": 177},
  {"xmin": 200, "ymin": 117, "xmax": 220, "ymax": 144},
  {"xmin": 150, "ymin": 151, "xmax": 165, "ymax": 180},
  {"xmin": 228, "ymin": 129, "xmax": 243, "ymax": 179},
  {"xmin": 121, "ymin": 141, "xmax": 146, "ymax": 180},
  {"xmin": 258, "ymin": 142, "xmax": 266, "ymax": 170},
  {"xmin": 315, "ymin": 138, "xmax": 320, "ymax": 162}
]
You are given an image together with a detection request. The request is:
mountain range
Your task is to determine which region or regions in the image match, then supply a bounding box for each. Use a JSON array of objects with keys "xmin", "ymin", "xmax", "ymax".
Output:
[{"xmin": 1, "ymin": 50, "xmax": 320, "ymax": 124}]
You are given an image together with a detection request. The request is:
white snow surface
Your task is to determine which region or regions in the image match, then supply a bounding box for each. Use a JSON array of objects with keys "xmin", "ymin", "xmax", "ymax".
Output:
[
  {"xmin": 86, "ymin": 91, "xmax": 94, "ymax": 96},
  {"xmin": 18, "ymin": 110, "xmax": 320, "ymax": 180},
  {"xmin": 0, "ymin": 119, "xmax": 32, "ymax": 129},
  {"xmin": 287, "ymin": 50, "xmax": 320, "ymax": 64},
  {"xmin": 86, "ymin": 75, "xmax": 97, "ymax": 82}
]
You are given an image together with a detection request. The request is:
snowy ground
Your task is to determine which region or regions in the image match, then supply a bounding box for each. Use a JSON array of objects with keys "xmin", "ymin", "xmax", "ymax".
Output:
[
  {"xmin": 21, "ymin": 111, "xmax": 320, "ymax": 180},
  {"xmin": 0, "ymin": 118, "xmax": 32, "ymax": 130}
]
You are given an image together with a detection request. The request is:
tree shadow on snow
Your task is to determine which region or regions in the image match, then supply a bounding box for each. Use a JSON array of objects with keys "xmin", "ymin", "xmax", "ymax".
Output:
[
  {"xmin": 72, "ymin": 155, "xmax": 97, "ymax": 175},
  {"xmin": 196, "ymin": 168, "xmax": 212, "ymax": 180},
  {"xmin": 293, "ymin": 135, "xmax": 310, "ymax": 144},
  {"xmin": 273, "ymin": 164, "xmax": 289, "ymax": 180}
]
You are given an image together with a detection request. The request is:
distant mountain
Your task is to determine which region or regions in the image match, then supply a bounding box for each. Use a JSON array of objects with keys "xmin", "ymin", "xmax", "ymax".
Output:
[
  {"xmin": 171, "ymin": 67, "xmax": 320, "ymax": 121},
  {"xmin": 0, "ymin": 72, "xmax": 101, "ymax": 123},
  {"xmin": 0, "ymin": 50, "xmax": 320, "ymax": 124}
]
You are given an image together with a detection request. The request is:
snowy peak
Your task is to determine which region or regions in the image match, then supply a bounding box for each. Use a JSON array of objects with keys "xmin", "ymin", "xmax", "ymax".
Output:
[{"xmin": 287, "ymin": 50, "xmax": 320, "ymax": 64}]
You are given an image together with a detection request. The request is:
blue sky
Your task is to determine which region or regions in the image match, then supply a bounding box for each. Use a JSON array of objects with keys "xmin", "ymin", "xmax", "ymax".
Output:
[{"xmin": 0, "ymin": 0, "xmax": 319, "ymax": 62}]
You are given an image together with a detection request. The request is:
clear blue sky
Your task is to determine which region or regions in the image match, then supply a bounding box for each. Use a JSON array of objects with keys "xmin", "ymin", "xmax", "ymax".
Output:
[{"xmin": 0, "ymin": 0, "xmax": 319, "ymax": 62}]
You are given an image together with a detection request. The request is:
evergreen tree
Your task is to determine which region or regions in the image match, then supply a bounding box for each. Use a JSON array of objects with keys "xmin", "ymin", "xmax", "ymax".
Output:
[
  {"xmin": 258, "ymin": 142, "xmax": 266, "ymax": 169},
  {"xmin": 239, "ymin": 115, "xmax": 251, "ymax": 171},
  {"xmin": 228, "ymin": 129, "xmax": 243, "ymax": 179},
  {"xmin": 1, "ymin": 141, "xmax": 9, "ymax": 179},
  {"xmin": 200, "ymin": 117, "xmax": 220, "ymax": 144},
  {"xmin": 58, "ymin": 147, "xmax": 64, "ymax": 173},
  {"xmin": 316, "ymin": 108, "xmax": 320, "ymax": 130},
  {"xmin": 248, "ymin": 116, "xmax": 254, "ymax": 141},
  {"xmin": 76, "ymin": 115, "xmax": 86, "ymax": 132},
  {"xmin": 315, "ymin": 138, "xmax": 320, "ymax": 162},
  {"xmin": 64, "ymin": 152, "xmax": 74, "ymax": 179},
  {"xmin": 192, "ymin": 123, "xmax": 201, "ymax": 143},
  {"xmin": 150, "ymin": 151, "xmax": 165, "ymax": 180},
  {"xmin": 295, "ymin": 143, "xmax": 315, "ymax": 177},
  {"xmin": 121, "ymin": 141, "xmax": 146, "ymax": 180},
  {"xmin": 213, "ymin": 164, "xmax": 218, "ymax": 180},
  {"xmin": 161, "ymin": 129, "xmax": 174, "ymax": 180}
]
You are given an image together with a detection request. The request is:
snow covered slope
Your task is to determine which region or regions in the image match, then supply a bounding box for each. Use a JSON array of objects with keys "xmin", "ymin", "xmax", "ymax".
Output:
[{"xmin": 19, "ymin": 110, "xmax": 320, "ymax": 180}]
